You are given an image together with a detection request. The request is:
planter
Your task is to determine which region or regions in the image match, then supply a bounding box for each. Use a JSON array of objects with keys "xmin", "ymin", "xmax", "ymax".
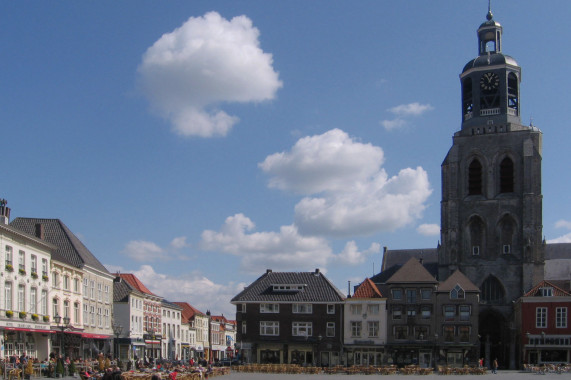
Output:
[
  {"xmin": 19, "ymin": 269, "xmax": 26, "ymax": 275},
  {"xmin": 42, "ymin": 275, "xmax": 49, "ymax": 281},
  {"xmin": 5, "ymin": 264, "xmax": 13, "ymax": 272},
  {"xmin": 19, "ymin": 311, "xmax": 27, "ymax": 319},
  {"xmin": 31, "ymin": 314, "xmax": 39, "ymax": 321},
  {"xmin": 43, "ymin": 315, "xmax": 50, "ymax": 322},
  {"xmin": 31, "ymin": 272, "xmax": 38, "ymax": 279},
  {"xmin": 5, "ymin": 310, "xmax": 13, "ymax": 318}
]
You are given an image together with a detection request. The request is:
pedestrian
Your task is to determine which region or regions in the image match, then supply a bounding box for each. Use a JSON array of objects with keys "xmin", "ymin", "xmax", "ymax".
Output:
[
  {"xmin": 479, "ymin": 358, "xmax": 483, "ymax": 368},
  {"xmin": 492, "ymin": 358, "xmax": 498, "ymax": 374}
]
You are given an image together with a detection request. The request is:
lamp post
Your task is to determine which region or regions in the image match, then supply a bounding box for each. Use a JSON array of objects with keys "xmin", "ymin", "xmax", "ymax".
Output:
[
  {"xmin": 112, "ymin": 323, "xmax": 123, "ymax": 362},
  {"xmin": 54, "ymin": 314, "xmax": 71, "ymax": 358}
]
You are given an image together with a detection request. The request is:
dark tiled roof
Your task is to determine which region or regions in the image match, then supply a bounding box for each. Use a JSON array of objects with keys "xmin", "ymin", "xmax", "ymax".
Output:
[
  {"xmin": 545, "ymin": 243, "xmax": 571, "ymax": 260},
  {"xmin": 352, "ymin": 278, "xmax": 383, "ymax": 299},
  {"xmin": 0, "ymin": 223, "xmax": 57, "ymax": 252},
  {"xmin": 10, "ymin": 217, "xmax": 109, "ymax": 273},
  {"xmin": 438, "ymin": 270, "xmax": 479, "ymax": 292},
  {"xmin": 113, "ymin": 277, "xmax": 144, "ymax": 302},
  {"xmin": 381, "ymin": 248, "xmax": 437, "ymax": 272},
  {"xmin": 386, "ymin": 258, "xmax": 438, "ymax": 284},
  {"xmin": 231, "ymin": 269, "xmax": 345, "ymax": 303},
  {"xmin": 162, "ymin": 299, "xmax": 183, "ymax": 310}
]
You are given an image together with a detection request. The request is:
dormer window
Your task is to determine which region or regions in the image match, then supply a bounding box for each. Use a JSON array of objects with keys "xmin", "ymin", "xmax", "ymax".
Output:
[
  {"xmin": 450, "ymin": 284, "xmax": 465, "ymax": 299},
  {"xmin": 272, "ymin": 284, "xmax": 305, "ymax": 292}
]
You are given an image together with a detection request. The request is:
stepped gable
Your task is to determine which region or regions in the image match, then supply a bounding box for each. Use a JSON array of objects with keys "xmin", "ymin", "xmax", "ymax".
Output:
[
  {"xmin": 119, "ymin": 273, "xmax": 157, "ymax": 296},
  {"xmin": 231, "ymin": 269, "xmax": 345, "ymax": 303},
  {"xmin": 386, "ymin": 257, "xmax": 438, "ymax": 284},
  {"xmin": 523, "ymin": 280, "xmax": 571, "ymax": 297},
  {"xmin": 438, "ymin": 269, "xmax": 479, "ymax": 292},
  {"xmin": 352, "ymin": 278, "xmax": 383, "ymax": 299},
  {"xmin": 10, "ymin": 217, "xmax": 108, "ymax": 273}
]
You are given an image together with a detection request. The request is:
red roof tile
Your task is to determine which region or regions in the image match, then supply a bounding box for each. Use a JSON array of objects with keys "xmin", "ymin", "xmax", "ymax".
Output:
[
  {"xmin": 353, "ymin": 278, "xmax": 383, "ymax": 298},
  {"xmin": 119, "ymin": 273, "xmax": 156, "ymax": 296}
]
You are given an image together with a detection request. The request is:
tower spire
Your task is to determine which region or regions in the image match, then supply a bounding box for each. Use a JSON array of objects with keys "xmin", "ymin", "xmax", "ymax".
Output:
[{"xmin": 487, "ymin": 0, "xmax": 493, "ymax": 20}]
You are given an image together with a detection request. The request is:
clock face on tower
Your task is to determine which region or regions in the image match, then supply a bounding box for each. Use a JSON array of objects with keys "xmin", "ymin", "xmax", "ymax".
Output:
[{"xmin": 480, "ymin": 72, "xmax": 500, "ymax": 92}]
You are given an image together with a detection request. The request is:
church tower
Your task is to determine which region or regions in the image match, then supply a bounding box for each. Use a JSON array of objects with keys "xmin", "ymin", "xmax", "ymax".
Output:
[{"xmin": 439, "ymin": 7, "xmax": 544, "ymax": 368}]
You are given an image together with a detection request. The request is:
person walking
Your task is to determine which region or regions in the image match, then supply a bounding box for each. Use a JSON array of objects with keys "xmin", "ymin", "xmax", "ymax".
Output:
[{"xmin": 492, "ymin": 358, "xmax": 498, "ymax": 374}]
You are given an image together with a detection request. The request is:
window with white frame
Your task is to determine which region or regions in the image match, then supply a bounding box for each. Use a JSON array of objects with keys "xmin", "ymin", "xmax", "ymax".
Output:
[
  {"xmin": 5, "ymin": 245, "xmax": 13, "ymax": 266},
  {"xmin": 327, "ymin": 304, "xmax": 335, "ymax": 314},
  {"xmin": 350, "ymin": 304, "xmax": 362, "ymax": 315},
  {"xmin": 41, "ymin": 258, "xmax": 48, "ymax": 277},
  {"xmin": 326, "ymin": 322, "xmax": 335, "ymax": 337},
  {"xmin": 105, "ymin": 308, "xmax": 110, "ymax": 328},
  {"xmin": 349, "ymin": 321, "xmax": 361, "ymax": 337},
  {"xmin": 83, "ymin": 278, "xmax": 88, "ymax": 297},
  {"xmin": 368, "ymin": 321, "xmax": 379, "ymax": 337},
  {"xmin": 292, "ymin": 321, "xmax": 312, "ymax": 337},
  {"xmin": 540, "ymin": 287, "xmax": 553, "ymax": 297},
  {"xmin": 31, "ymin": 255, "xmax": 37, "ymax": 274},
  {"xmin": 74, "ymin": 278, "xmax": 79, "ymax": 293},
  {"xmin": 242, "ymin": 322, "xmax": 246, "ymax": 334},
  {"xmin": 41, "ymin": 290, "xmax": 47, "ymax": 315},
  {"xmin": 63, "ymin": 275, "xmax": 69, "ymax": 290},
  {"xmin": 64, "ymin": 300, "xmax": 70, "ymax": 318},
  {"xmin": 52, "ymin": 272, "xmax": 59, "ymax": 288},
  {"xmin": 30, "ymin": 288, "xmax": 37, "ymax": 314},
  {"xmin": 260, "ymin": 321, "xmax": 279, "ymax": 336},
  {"xmin": 556, "ymin": 307, "xmax": 567, "ymax": 328},
  {"xmin": 97, "ymin": 307, "xmax": 102, "ymax": 327},
  {"xmin": 368, "ymin": 304, "xmax": 380, "ymax": 315},
  {"xmin": 90, "ymin": 305, "xmax": 95, "ymax": 325},
  {"xmin": 74, "ymin": 302, "xmax": 80, "ymax": 324},
  {"xmin": 6, "ymin": 282, "xmax": 13, "ymax": 310},
  {"xmin": 53, "ymin": 298, "xmax": 59, "ymax": 317},
  {"xmin": 90, "ymin": 280, "xmax": 95, "ymax": 299},
  {"xmin": 292, "ymin": 303, "xmax": 312, "ymax": 314},
  {"xmin": 83, "ymin": 304, "xmax": 88, "ymax": 325},
  {"xmin": 97, "ymin": 283, "xmax": 102, "ymax": 301},
  {"xmin": 536, "ymin": 307, "xmax": 547, "ymax": 328},
  {"xmin": 104, "ymin": 285, "xmax": 110, "ymax": 303},
  {"xmin": 18, "ymin": 284, "xmax": 25, "ymax": 311},
  {"xmin": 18, "ymin": 250, "xmax": 25, "ymax": 271},
  {"xmin": 260, "ymin": 303, "xmax": 279, "ymax": 313}
]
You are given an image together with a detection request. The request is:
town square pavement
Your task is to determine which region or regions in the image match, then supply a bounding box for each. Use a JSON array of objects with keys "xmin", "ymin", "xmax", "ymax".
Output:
[{"xmin": 214, "ymin": 370, "xmax": 568, "ymax": 380}]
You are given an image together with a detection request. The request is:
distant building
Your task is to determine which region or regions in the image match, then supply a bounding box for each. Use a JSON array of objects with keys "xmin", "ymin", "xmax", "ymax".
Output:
[{"xmin": 231, "ymin": 269, "xmax": 345, "ymax": 366}]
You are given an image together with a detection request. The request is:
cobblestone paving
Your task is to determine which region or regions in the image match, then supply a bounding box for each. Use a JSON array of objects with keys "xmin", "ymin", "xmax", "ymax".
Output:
[{"xmin": 217, "ymin": 370, "xmax": 567, "ymax": 380}]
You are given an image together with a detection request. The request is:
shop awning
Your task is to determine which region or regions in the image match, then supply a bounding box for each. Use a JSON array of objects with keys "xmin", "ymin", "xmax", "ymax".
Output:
[
  {"xmin": 81, "ymin": 333, "xmax": 112, "ymax": 339},
  {"xmin": 5, "ymin": 327, "xmax": 55, "ymax": 333}
]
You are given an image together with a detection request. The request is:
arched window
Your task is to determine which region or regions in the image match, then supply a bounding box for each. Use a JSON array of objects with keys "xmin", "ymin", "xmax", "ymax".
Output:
[
  {"xmin": 468, "ymin": 159, "xmax": 483, "ymax": 195},
  {"xmin": 508, "ymin": 72, "xmax": 519, "ymax": 114},
  {"xmin": 498, "ymin": 215, "xmax": 516, "ymax": 255},
  {"xmin": 499, "ymin": 157, "xmax": 514, "ymax": 193},
  {"xmin": 468, "ymin": 216, "xmax": 486, "ymax": 257},
  {"xmin": 462, "ymin": 78, "xmax": 473, "ymax": 118},
  {"xmin": 481, "ymin": 276, "xmax": 505, "ymax": 304},
  {"xmin": 450, "ymin": 284, "xmax": 465, "ymax": 299}
]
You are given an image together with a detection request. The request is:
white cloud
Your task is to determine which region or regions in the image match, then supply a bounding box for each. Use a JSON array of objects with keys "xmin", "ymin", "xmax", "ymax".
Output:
[
  {"xmin": 138, "ymin": 11, "xmax": 282, "ymax": 137},
  {"xmin": 132, "ymin": 265, "xmax": 242, "ymax": 316},
  {"xmin": 548, "ymin": 233, "xmax": 571, "ymax": 244},
  {"xmin": 337, "ymin": 241, "xmax": 381, "ymax": 265},
  {"xmin": 200, "ymin": 213, "xmax": 334, "ymax": 273},
  {"xmin": 121, "ymin": 240, "xmax": 166, "ymax": 262},
  {"xmin": 388, "ymin": 102, "xmax": 434, "ymax": 116},
  {"xmin": 555, "ymin": 220, "xmax": 571, "ymax": 230},
  {"xmin": 381, "ymin": 102, "xmax": 433, "ymax": 131},
  {"xmin": 170, "ymin": 236, "xmax": 189, "ymax": 249},
  {"xmin": 260, "ymin": 129, "xmax": 384, "ymax": 194},
  {"xmin": 381, "ymin": 118, "xmax": 407, "ymax": 131},
  {"xmin": 260, "ymin": 129, "xmax": 432, "ymax": 237},
  {"xmin": 417, "ymin": 223, "xmax": 440, "ymax": 236}
]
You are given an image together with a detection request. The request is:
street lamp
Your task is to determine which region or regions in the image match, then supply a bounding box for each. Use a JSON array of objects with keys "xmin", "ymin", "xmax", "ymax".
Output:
[
  {"xmin": 54, "ymin": 314, "xmax": 71, "ymax": 358},
  {"xmin": 112, "ymin": 323, "xmax": 123, "ymax": 362}
]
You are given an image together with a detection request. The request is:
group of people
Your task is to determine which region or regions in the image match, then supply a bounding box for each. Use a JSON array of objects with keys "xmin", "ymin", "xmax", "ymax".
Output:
[{"xmin": 478, "ymin": 357, "xmax": 499, "ymax": 373}]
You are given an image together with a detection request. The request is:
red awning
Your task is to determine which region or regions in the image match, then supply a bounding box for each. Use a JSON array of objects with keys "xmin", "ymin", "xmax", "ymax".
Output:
[
  {"xmin": 5, "ymin": 327, "xmax": 55, "ymax": 334},
  {"xmin": 81, "ymin": 333, "xmax": 112, "ymax": 339}
]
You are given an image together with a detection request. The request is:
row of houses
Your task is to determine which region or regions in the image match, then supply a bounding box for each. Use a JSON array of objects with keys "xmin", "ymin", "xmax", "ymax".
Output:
[
  {"xmin": 0, "ymin": 200, "xmax": 235, "ymax": 363},
  {"xmin": 231, "ymin": 261, "xmax": 571, "ymax": 369}
]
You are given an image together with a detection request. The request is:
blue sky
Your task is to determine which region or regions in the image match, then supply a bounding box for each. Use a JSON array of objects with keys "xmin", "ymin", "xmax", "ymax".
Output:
[{"xmin": 2, "ymin": 1, "xmax": 570, "ymax": 317}]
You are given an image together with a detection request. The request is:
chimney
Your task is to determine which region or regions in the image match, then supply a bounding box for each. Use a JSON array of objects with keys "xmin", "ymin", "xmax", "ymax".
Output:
[
  {"xmin": 314, "ymin": 268, "xmax": 320, "ymax": 275},
  {"xmin": 35, "ymin": 223, "xmax": 45, "ymax": 240},
  {"xmin": 0, "ymin": 199, "xmax": 10, "ymax": 225},
  {"xmin": 266, "ymin": 269, "xmax": 272, "ymax": 274}
]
